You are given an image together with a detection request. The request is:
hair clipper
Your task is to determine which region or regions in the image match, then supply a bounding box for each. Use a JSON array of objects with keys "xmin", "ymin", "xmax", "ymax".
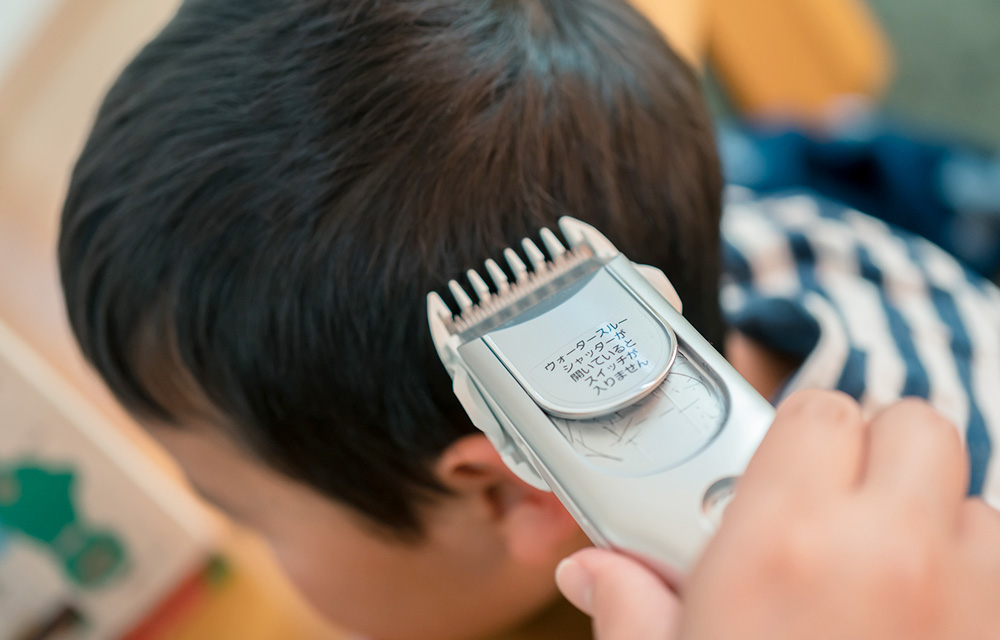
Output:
[{"xmin": 427, "ymin": 217, "xmax": 774, "ymax": 578}]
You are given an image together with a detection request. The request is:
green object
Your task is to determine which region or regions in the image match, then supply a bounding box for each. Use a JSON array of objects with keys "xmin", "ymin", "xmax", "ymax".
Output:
[
  {"xmin": 203, "ymin": 554, "xmax": 232, "ymax": 589},
  {"xmin": 0, "ymin": 461, "xmax": 128, "ymax": 588}
]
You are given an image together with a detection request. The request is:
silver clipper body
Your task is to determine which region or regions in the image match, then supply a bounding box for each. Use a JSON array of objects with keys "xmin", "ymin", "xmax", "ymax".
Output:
[{"xmin": 427, "ymin": 217, "xmax": 774, "ymax": 577}]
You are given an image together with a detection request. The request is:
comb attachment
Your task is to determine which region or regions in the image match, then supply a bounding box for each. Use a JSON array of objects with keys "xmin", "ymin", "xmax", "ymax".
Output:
[{"xmin": 441, "ymin": 229, "xmax": 595, "ymax": 334}]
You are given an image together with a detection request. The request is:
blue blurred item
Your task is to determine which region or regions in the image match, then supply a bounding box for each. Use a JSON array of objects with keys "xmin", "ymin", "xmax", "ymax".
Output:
[{"xmin": 719, "ymin": 118, "xmax": 1000, "ymax": 277}]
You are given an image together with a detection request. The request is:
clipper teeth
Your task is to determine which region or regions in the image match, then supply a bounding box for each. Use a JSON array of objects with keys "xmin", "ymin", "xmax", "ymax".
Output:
[
  {"xmin": 504, "ymin": 248, "xmax": 528, "ymax": 282},
  {"xmin": 557, "ymin": 217, "xmax": 586, "ymax": 248},
  {"xmin": 439, "ymin": 226, "xmax": 595, "ymax": 333},
  {"xmin": 484, "ymin": 259, "xmax": 510, "ymax": 293},
  {"xmin": 428, "ymin": 291, "xmax": 453, "ymax": 323},
  {"xmin": 448, "ymin": 279, "xmax": 474, "ymax": 311},
  {"xmin": 539, "ymin": 227, "xmax": 566, "ymax": 260},
  {"xmin": 466, "ymin": 269, "xmax": 491, "ymax": 302},
  {"xmin": 521, "ymin": 238, "xmax": 548, "ymax": 273}
]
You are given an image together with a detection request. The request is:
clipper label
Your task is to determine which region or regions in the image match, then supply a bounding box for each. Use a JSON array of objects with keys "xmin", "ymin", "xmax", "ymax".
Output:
[
  {"xmin": 485, "ymin": 267, "xmax": 675, "ymax": 418},
  {"xmin": 535, "ymin": 318, "xmax": 653, "ymax": 398},
  {"xmin": 527, "ymin": 307, "xmax": 669, "ymax": 409}
]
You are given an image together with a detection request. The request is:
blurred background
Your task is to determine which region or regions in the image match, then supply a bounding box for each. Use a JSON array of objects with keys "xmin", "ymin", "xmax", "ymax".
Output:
[
  {"xmin": 0, "ymin": 0, "xmax": 997, "ymax": 638},
  {"xmin": 870, "ymin": 0, "xmax": 1000, "ymax": 148}
]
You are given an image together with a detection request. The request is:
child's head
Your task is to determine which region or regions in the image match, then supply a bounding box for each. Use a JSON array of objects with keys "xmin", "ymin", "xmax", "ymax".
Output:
[{"xmin": 60, "ymin": 0, "xmax": 721, "ymax": 637}]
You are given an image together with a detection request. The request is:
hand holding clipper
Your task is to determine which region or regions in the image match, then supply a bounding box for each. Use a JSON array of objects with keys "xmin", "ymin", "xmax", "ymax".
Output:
[{"xmin": 427, "ymin": 217, "xmax": 774, "ymax": 580}]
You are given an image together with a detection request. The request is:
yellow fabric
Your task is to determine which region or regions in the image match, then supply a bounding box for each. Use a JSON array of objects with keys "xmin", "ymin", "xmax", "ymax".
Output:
[
  {"xmin": 631, "ymin": 0, "xmax": 892, "ymax": 122},
  {"xmin": 708, "ymin": 0, "xmax": 892, "ymax": 119}
]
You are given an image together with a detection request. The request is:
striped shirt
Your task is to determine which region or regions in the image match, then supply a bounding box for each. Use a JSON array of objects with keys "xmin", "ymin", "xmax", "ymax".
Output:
[{"xmin": 721, "ymin": 188, "xmax": 1000, "ymax": 505}]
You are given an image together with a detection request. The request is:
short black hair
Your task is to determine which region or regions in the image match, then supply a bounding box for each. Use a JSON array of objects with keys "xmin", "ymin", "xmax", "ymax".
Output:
[{"xmin": 60, "ymin": 0, "xmax": 723, "ymax": 534}]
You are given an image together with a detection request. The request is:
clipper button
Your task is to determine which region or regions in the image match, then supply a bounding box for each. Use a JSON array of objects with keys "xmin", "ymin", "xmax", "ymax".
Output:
[{"xmin": 702, "ymin": 476, "xmax": 738, "ymax": 532}]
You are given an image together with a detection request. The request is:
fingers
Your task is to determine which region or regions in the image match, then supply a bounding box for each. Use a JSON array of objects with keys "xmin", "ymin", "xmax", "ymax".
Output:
[
  {"xmin": 959, "ymin": 499, "xmax": 1000, "ymax": 563},
  {"xmin": 863, "ymin": 399, "xmax": 968, "ymax": 522},
  {"xmin": 556, "ymin": 548, "xmax": 680, "ymax": 640},
  {"xmin": 739, "ymin": 390, "xmax": 867, "ymax": 506}
]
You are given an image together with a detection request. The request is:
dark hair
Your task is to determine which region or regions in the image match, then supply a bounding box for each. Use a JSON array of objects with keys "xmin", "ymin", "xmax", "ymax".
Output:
[{"xmin": 60, "ymin": 0, "xmax": 722, "ymax": 534}]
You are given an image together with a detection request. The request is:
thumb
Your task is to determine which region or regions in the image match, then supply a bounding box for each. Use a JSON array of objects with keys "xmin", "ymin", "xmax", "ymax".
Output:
[{"xmin": 556, "ymin": 548, "xmax": 681, "ymax": 640}]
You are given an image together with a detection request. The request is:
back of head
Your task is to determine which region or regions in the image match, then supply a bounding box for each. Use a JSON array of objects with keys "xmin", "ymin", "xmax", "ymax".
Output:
[{"xmin": 60, "ymin": 0, "xmax": 722, "ymax": 533}]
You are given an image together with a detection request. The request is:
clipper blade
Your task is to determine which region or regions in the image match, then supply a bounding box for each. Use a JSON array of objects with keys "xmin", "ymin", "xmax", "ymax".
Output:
[{"xmin": 436, "ymin": 224, "xmax": 597, "ymax": 335}]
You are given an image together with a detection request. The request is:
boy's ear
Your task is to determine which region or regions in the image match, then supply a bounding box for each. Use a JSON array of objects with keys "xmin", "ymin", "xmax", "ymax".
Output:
[{"xmin": 435, "ymin": 434, "xmax": 583, "ymax": 566}]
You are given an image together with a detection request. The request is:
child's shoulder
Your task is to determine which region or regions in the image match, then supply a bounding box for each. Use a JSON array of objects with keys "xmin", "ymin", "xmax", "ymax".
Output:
[{"xmin": 720, "ymin": 188, "xmax": 1000, "ymax": 500}]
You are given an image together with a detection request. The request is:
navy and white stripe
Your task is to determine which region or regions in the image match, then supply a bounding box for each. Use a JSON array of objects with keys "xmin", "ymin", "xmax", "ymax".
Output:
[{"xmin": 721, "ymin": 188, "xmax": 1000, "ymax": 502}]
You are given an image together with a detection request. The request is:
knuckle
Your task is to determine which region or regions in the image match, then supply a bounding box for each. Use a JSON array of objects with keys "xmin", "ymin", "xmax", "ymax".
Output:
[
  {"xmin": 879, "ymin": 398, "xmax": 957, "ymax": 435},
  {"xmin": 963, "ymin": 499, "xmax": 1000, "ymax": 540},
  {"xmin": 917, "ymin": 412, "xmax": 964, "ymax": 459},
  {"xmin": 760, "ymin": 519, "xmax": 829, "ymax": 584},
  {"xmin": 969, "ymin": 498, "xmax": 1000, "ymax": 523},
  {"xmin": 870, "ymin": 531, "xmax": 946, "ymax": 610},
  {"xmin": 875, "ymin": 398, "xmax": 964, "ymax": 454},
  {"xmin": 780, "ymin": 389, "xmax": 861, "ymax": 426}
]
